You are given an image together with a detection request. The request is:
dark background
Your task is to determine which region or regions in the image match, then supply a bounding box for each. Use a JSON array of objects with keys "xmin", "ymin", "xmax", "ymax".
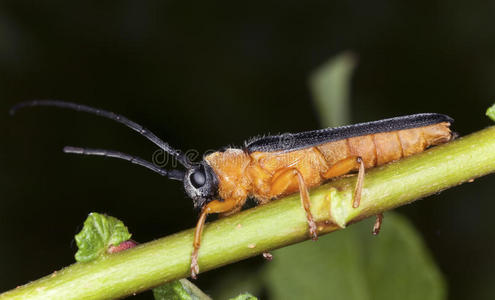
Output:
[{"xmin": 1, "ymin": 1, "xmax": 494, "ymax": 299}]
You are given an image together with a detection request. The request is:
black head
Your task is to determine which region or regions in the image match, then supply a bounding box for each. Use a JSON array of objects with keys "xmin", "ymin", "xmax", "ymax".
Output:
[{"xmin": 183, "ymin": 161, "xmax": 219, "ymax": 209}]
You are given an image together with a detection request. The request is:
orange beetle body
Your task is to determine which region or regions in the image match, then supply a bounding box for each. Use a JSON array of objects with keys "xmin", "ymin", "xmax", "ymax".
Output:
[
  {"xmin": 11, "ymin": 100, "xmax": 453, "ymax": 279},
  {"xmin": 206, "ymin": 122, "xmax": 452, "ymax": 208}
]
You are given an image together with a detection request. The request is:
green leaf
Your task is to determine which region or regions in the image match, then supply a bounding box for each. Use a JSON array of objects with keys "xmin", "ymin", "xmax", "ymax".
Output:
[
  {"xmin": 229, "ymin": 293, "xmax": 258, "ymax": 300},
  {"xmin": 74, "ymin": 214, "xmax": 212, "ymax": 300},
  {"xmin": 263, "ymin": 213, "xmax": 446, "ymax": 300},
  {"xmin": 74, "ymin": 212, "xmax": 132, "ymax": 262},
  {"xmin": 309, "ymin": 51, "xmax": 357, "ymax": 128},
  {"xmin": 486, "ymin": 103, "xmax": 495, "ymax": 121},
  {"xmin": 305, "ymin": 51, "xmax": 445, "ymax": 299},
  {"xmin": 153, "ymin": 279, "xmax": 212, "ymax": 300}
]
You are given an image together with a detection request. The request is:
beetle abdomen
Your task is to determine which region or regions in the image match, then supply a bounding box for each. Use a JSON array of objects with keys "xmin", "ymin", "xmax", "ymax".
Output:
[{"xmin": 317, "ymin": 122, "xmax": 452, "ymax": 169}]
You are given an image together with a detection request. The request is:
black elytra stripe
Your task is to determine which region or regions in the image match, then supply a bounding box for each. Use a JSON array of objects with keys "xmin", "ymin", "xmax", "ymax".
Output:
[{"xmin": 245, "ymin": 113, "xmax": 454, "ymax": 153}]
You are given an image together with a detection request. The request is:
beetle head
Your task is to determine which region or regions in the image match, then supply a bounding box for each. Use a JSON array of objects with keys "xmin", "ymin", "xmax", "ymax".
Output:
[{"xmin": 183, "ymin": 161, "xmax": 219, "ymax": 209}]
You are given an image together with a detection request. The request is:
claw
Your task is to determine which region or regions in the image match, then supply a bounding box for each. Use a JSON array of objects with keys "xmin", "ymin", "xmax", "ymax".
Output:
[
  {"xmin": 190, "ymin": 250, "xmax": 199, "ymax": 279},
  {"xmin": 309, "ymin": 219, "xmax": 318, "ymax": 241},
  {"xmin": 372, "ymin": 213, "xmax": 383, "ymax": 235}
]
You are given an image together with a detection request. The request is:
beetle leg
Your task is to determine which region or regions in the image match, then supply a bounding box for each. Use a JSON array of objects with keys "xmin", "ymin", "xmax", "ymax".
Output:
[
  {"xmin": 295, "ymin": 170, "xmax": 318, "ymax": 240},
  {"xmin": 218, "ymin": 205, "xmax": 243, "ymax": 218},
  {"xmin": 191, "ymin": 199, "xmax": 239, "ymax": 279},
  {"xmin": 353, "ymin": 157, "xmax": 365, "ymax": 208},
  {"xmin": 321, "ymin": 156, "xmax": 365, "ymax": 208},
  {"xmin": 372, "ymin": 213, "xmax": 384, "ymax": 235},
  {"xmin": 270, "ymin": 168, "xmax": 318, "ymax": 240}
]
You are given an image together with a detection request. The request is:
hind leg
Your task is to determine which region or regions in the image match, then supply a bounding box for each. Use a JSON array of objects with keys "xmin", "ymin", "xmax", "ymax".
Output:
[
  {"xmin": 321, "ymin": 157, "xmax": 385, "ymax": 235},
  {"xmin": 321, "ymin": 156, "xmax": 365, "ymax": 208}
]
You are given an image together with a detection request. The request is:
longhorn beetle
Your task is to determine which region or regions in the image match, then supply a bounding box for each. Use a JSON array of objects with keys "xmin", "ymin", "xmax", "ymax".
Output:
[{"xmin": 10, "ymin": 100, "xmax": 454, "ymax": 278}]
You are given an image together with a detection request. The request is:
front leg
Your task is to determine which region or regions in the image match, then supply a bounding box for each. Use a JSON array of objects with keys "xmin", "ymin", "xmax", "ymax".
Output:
[
  {"xmin": 191, "ymin": 199, "xmax": 240, "ymax": 279},
  {"xmin": 270, "ymin": 167, "xmax": 318, "ymax": 240}
]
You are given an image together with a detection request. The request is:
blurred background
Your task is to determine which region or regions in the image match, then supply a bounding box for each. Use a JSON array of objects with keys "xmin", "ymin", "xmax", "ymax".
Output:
[{"xmin": 1, "ymin": 1, "xmax": 494, "ymax": 299}]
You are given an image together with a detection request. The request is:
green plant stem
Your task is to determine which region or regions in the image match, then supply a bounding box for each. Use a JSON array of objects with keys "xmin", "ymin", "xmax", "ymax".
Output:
[{"xmin": 2, "ymin": 126, "xmax": 495, "ymax": 300}]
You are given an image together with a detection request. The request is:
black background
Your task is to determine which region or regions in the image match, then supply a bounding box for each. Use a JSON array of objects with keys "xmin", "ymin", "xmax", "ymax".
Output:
[{"xmin": 1, "ymin": 1, "xmax": 494, "ymax": 299}]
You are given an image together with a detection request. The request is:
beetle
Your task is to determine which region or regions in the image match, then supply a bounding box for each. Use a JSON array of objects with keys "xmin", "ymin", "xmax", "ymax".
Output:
[{"xmin": 10, "ymin": 100, "xmax": 454, "ymax": 278}]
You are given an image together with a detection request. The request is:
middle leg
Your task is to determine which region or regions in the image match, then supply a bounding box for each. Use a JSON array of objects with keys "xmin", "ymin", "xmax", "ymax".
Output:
[{"xmin": 270, "ymin": 167, "xmax": 318, "ymax": 240}]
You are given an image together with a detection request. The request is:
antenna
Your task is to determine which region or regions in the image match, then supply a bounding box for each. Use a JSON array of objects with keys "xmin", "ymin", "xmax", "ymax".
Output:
[
  {"xmin": 10, "ymin": 100, "xmax": 190, "ymax": 167},
  {"xmin": 63, "ymin": 146, "xmax": 185, "ymax": 181}
]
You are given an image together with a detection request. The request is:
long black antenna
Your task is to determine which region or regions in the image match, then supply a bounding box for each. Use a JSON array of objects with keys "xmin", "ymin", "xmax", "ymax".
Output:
[
  {"xmin": 10, "ymin": 100, "xmax": 190, "ymax": 167},
  {"xmin": 63, "ymin": 146, "xmax": 185, "ymax": 181}
]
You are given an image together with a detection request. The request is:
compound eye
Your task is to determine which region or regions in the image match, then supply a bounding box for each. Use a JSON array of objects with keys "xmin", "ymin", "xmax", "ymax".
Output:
[{"xmin": 190, "ymin": 168, "xmax": 206, "ymax": 188}]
